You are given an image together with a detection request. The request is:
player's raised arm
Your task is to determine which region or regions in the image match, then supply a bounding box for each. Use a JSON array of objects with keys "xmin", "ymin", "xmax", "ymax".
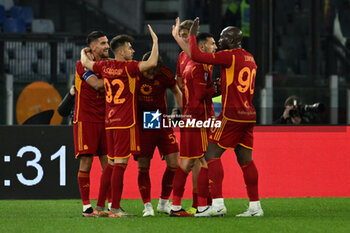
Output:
[
  {"xmin": 189, "ymin": 18, "xmax": 232, "ymax": 66},
  {"xmin": 139, "ymin": 25, "xmax": 159, "ymax": 72},
  {"xmin": 172, "ymin": 17, "xmax": 191, "ymax": 57},
  {"xmin": 80, "ymin": 48, "xmax": 95, "ymax": 71}
]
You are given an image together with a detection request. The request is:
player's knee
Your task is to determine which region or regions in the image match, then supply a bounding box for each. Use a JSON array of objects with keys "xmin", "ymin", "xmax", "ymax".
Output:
[
  {"xmin": 166, "ymin": 159, "xmax": 179, "ymax": 168},
  {"xmin": 200, "ymin": 158, "xmax": 208, "ymax": 168},
  {"xmin": 165, "ymin": 152, "xmax": 179, "ymax": 168},
  {"xmin": 235, "ymin": 145, "xmax": 252, "ymax": 165},
  {"xmin": 79, "ymin": 155, "xmax": 93, "ymax": 171},
  {"xmin": 180, "ymin": 159, "xmax": 196, "ymax": 172}
]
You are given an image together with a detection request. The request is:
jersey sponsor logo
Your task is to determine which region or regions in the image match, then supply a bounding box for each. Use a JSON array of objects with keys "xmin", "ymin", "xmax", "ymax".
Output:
[
  {"xmin": 143, "ymin": 110, "xmax": 161, "ymax": 129},
  {"xmin": 102, "ymin": 66, "xmax": 123, "ymax": 76}
]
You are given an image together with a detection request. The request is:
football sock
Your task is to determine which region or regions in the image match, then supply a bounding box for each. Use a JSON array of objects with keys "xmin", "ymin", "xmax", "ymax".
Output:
[
  {"xmin": 197, "ymin": 167, "xmax": 209, "ymax": 207},
  {"xmin": 240, "ymin": 160, "xmax": 259, "ymax": 201},
  {"xmin": 207, "ymin": 192, "xmax": 212, "ymax": 206},
  {"xmin": 192, "ymin": 188, "xmax": 198, "ymax": 208},
  {"xmin": 96, "ymin": 163, "xmax": 114, "ymax": 208},
  {"xmin": 249, "ymin": 200, "xmax": 262, "ymax": 210},
  {"xmin": 111, "ymin": 163, "xmax": 127, "ymax": 210},
  {"xmin": 158, "ymin": 198, "xmax": 169, "ymax": 205},
  {"xmin": 207, "ymin": 158, "xmax": 224, "ymax": 199},
  {"xmin": 78, "ymin": 170, "xmax": 90, "ymax": 205},
  {"xmin": 172, "ymin": 205, "xmax": 182, "ymax": 211},
  {"xmin": 212, "ymin": 198, "xmax": 225, "ymax": 207},
  {"xmin": 172, "ymin": 167, "xmax": 189, "ymax": 206},
  {"xmin": 138, "ymin": 167, "xmax": 151, "ymax": 204},
  {"xmin": 160, "ymin": 166, "xmax": 177, "ymax": 199}
]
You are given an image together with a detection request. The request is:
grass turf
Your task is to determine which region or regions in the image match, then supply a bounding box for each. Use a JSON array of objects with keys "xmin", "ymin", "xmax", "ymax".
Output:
[{"xmin": 0, "ymin": 198, "xmax": 349, "ymax": 233}]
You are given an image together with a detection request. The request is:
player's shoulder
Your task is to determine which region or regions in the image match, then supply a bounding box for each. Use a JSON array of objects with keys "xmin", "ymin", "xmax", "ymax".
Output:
[
  {"xmin": 76, "ymin": 60, "xmax": 83, "ymax": 68},
  {"xmin": 187, "ymin": 59, "xmax": 202, "ymax": 70},
  {"xmin": 236, "ymin": 49, "xmax": 256, "ymax": 63},
  {"xmin": 232, "ymin": 48, "xmax": 252, "ymax": 56},
  {"xmin": 160, "ymin": 65, "xmax": 174, "ymax": 78},
  {"xmin": 75, "ymin": 60, "xmax": 86, "ymax": 75},
  {"xmin": 178, "ymin": 51, "xmax": 189, "ymax": 59}
]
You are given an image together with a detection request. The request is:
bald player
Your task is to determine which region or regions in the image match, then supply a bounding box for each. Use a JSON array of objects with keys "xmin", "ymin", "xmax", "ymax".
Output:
[{"xmin": 174, "ymin": 18, "xmax": 263, "ymax": 217}]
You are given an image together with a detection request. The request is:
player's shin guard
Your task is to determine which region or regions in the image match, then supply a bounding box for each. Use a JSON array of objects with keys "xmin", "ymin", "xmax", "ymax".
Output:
[
  {"xmin": 111, "ymin": 163, "xmax": 127, "ymax": 209},
  {"xmin": 172, "ymin": 167, "xmax": 189, "ymax": 206},
  {"xmin": 197, "ymin": 167, "xmax": 209, "ymax": 208},
  {"xmin": 96, "ymin": 163, "xmax": 114, "ymax": 208},
  {"xmin": 138, "ymin": 167, "xmax": 151, "ymax": 204},
  {"xmin": 78, "ymin": 170, "xmax": 90, "ymax": 205},
  {"xmin": 160, "ymin": 166, "xmax": 177, "ymax": 200},
  {"xmin": 207, "ymin": 158, "xmax": 224, "ymax": 199},
  {"xmin": 240, "ymin": 160, "xmax": 259, "ymax": 201}
]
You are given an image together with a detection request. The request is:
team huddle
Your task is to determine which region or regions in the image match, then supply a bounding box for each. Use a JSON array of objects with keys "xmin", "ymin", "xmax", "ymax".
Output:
[{"xmin": 74, "ymin": 17, "xmax": 264, "ymax": 218}]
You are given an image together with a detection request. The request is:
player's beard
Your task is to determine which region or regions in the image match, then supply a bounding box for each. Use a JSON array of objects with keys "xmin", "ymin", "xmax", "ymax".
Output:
[{"xmin": 101, "ymin": 50, "xmax": 109, "ymax": 59}]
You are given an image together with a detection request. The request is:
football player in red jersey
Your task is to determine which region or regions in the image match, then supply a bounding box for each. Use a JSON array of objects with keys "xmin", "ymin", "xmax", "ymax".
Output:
[
  {"xmin": 73, "ymin": 31, "xmax": 109, "ymax": 217},
  {"xmin": 81, "ymin": 25, "xmax": 159, "ymax": 217},
  {"xmin": 172, "ymin": 19, "xmax": 203, "ymax": 214},
  {"xmin": 174, "ymin": 17, "xmax": 264, "ymax": 217},
  {"xmin": 170, "ymin": 32, "xmax": 218, "ymax": 217},
  {"xmin": 135, "ymin": 52, "xmax": 182, "ymax": 216},
  {"xmin": 175, "ymin": 19, "xmax": 193, "ymax": 89}
]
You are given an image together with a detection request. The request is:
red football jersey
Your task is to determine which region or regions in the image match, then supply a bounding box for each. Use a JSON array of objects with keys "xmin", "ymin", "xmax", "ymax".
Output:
[
  {"xmin": 189, "ymin": 35, "xmax": 257, "ymax": 122},
  {"xmin": 93, "ymin": 59, "xmax": 141, "ymax": 129},
  {"xmin": 182, "ymin": 59, "xmax": 215, "ymax": 121},
  {"xmin": 73, "ymin": 61, "xmax": 105, "ymax": 123},
  {"xmin": 138, "ymin": 66, "xmax": 176, "ymax": 115},
  {"xmin": 176, "ymin": 51, "xmax": 191, "ymax": 77}
]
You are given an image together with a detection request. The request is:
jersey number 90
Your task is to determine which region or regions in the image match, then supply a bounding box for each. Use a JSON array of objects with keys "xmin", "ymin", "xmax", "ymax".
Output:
[{"xmin": 237, "ymin": 67, "xmax": 256, "ymax": 95}]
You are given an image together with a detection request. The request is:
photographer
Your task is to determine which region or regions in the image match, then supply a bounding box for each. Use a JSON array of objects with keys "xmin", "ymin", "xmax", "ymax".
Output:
[
  {"xmin": 57, "ymin": 85, "xmax": 75, "ymax": 124},
  {"xmin": 275, "ymin": 96, "xmax": 324, "ymax": 124}
]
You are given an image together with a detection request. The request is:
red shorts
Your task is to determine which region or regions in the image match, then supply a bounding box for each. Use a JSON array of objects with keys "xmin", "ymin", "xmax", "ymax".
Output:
[
  {"xmin": 134, "ymin": 127, "xmax": 179, "ymax": 160},
  {"xmin": 180, "ymin": 127, "xmax": 209, "ymax": 159},
  {"xmin": 106, "ymin": 125, "xmax": 140, "ymax": 159},
  {"xmin": 208, "ymin": 116, "xmax": 254, "ymax": 150},
  {"xmin": 73, "ymin": 121, "xmax": 107, "ymax": 158}
]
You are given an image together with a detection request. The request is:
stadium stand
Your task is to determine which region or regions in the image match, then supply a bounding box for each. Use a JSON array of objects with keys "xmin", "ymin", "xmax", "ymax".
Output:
[
  {"xmin": 0, "ymin": 5, "xmax": 5, "ymax": 26},
  {"xmin": 10, "ymin": 5, "xmax": 34, "ymax": 26},
  {"xmin": 0, "ymin": 0, "xmax": 14, "ymax": 11},
  {"xmin": 3, "ymin": 17, "xmax": 26, "ymax": 32},
  {"xmin": 31, "ymin": 19, "xmax": 54, "ymax": 33}
]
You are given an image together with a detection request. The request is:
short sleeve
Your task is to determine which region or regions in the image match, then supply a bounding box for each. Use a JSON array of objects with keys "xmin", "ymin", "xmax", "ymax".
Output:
[
  {"xmin": 76, "ymin": 61, "xmax": 86, "ymax": 77},
  {"xmin": 125, "ymin": 61, "xmax": 141, "ymax": 76}
]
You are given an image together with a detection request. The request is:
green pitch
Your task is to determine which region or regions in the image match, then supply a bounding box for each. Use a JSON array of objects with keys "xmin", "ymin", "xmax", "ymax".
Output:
[{"xmin": 1, "ymin": 198, "xmax": 349, "ymax": 233}]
